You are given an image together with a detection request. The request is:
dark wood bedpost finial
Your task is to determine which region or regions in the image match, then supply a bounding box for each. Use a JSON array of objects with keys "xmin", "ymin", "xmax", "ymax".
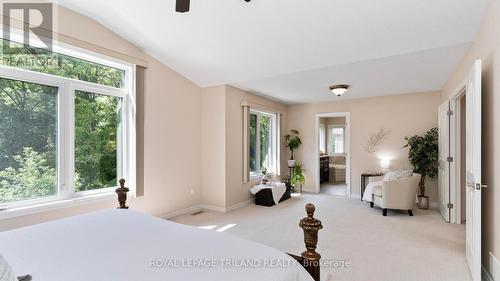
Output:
[
  {"xmin": 299, "ymin": 203, "xmax": 323, "ymax": 281},
  {"xmin": 115, "ymin": 178, "xmax": 130, "ymax": 209}
]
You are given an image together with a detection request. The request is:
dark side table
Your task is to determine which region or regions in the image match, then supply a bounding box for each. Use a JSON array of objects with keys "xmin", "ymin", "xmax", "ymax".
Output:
[{"xmin": 360, "ymin": 173, "xmax": 383, "ymax": 201}]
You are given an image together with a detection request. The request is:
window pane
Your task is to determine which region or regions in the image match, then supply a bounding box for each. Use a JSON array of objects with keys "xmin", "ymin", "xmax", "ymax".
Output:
[
  {"xmin": 0, "ymin": 39, "xmax": 125, "ymax": 88},
  {"xmin": 260, "ymin": 115, "xmax": 271, "ymax": 171},
  {"xmin": 75, "ymin": 91, "xmax": 122, "ymax": 191},
  {"xmin": 0, "ymin": 77, "xmax": 57, "ymax": 203},
  {"xmin": 328, "ymin": 127, "xmax": 344, "ymax": 154},
  {"xmin": 249, "ymin": 114, "xmax": 257, "ymax": 172}
]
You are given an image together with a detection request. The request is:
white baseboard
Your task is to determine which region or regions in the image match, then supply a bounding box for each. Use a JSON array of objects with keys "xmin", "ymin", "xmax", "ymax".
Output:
[
  {"xmin": 429, "ymin": 201, "xmax": 439, "ymax": 209},
  {"xmin": 162, "ymin": 199, "xmax": 253, "ymax": 219},
  {"xmin": 196, "ymin": 203, "xmax": 224, "ymax": 213},
  {"xmin": 483, "ymin": 265, "xmax": 494, "ymax": 281},
  {"xmin": 489, "ymin": 252, "xmax": 500, "ymax": 281},
  {"xmin": 225, "ymin": 199, "xmax": 253, "ymax": 212},
  {"xmin": 162, "ymin": 204, "xmax": 204, "ymax": 219}
]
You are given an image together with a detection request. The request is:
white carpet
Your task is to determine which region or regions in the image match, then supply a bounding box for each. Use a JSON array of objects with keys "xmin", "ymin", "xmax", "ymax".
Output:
[
  {"xmin": 321, "ymin": 184, "xmax": 347, "ymax": 196},
  {"xmin": 173, "ymin": 193, "xmax": 470, "ymax": 281}
]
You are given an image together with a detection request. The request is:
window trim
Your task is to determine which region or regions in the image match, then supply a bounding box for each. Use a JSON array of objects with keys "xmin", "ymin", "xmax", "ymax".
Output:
[
  {"xmin": 3, "ymin": 26, "xmax": 133, "ymax": 85},
  {"xmin": 319, "ymin": 123, "xmax": 326, "ymax": 153},
  {"xmin": 249, "ymin": 109, "xmax": 278, "ymax": 177},
  {"xmin": 0, "ymin": 41, "xmax": 136, "ymax": 213}
]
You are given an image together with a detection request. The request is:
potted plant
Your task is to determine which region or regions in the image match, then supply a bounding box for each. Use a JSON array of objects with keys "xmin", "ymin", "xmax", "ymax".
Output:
[
  {"xmin": 260, "ymin": 166, "xmax": 269, "ymax": 185},
  {"xmin": 403, "ymin": 128, "xmax": 439, "ymax": 209},
  {"xmin": 291, "ymin": 162, "xmax": 306, "ymax": 193},
  {"xmin": 284, "ymin": 129, "xmax": 302, "ymax": 167},
  {"xmin": 281, "ymin": 175, "xmax": 292, "ymax": 189}
]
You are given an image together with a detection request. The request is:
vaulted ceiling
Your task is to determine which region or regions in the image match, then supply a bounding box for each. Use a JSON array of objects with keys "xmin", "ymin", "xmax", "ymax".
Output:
[{"xmin": 59, "ymin": 0, "xmax": 490, "ymax": 103}]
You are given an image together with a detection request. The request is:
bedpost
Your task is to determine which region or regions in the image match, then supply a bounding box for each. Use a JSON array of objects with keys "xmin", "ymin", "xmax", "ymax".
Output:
[
  {"xmin": 299, "ymin": 203, "xmax": 323, "ymax": 281},
  {"xmin": 115, "ymin": 178, "xmax": 130, "ymax": 209}
]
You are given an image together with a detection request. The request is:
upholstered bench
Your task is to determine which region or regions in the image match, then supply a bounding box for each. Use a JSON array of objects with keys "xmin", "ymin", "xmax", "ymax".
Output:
[{"xmin": 250, "ymin": 183, "xmax": 291, "ymax": 207}]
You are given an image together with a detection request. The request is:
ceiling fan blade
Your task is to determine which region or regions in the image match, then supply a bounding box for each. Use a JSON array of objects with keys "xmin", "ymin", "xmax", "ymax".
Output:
[{"xmin": 176, "ymin": 0, "xmax": 190, "ymax": 13}]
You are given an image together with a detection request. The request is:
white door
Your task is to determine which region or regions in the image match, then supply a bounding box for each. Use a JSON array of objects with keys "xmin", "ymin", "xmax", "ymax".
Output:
[
  {"xmin": 465, "ymin": 60, "xmax": 482, "ymax": 281},
  {"xmin": 438, "ymin": 101, "xmax": 450, "ymax": 222}
]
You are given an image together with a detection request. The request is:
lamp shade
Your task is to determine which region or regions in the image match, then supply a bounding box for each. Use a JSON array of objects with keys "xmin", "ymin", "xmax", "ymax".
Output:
[{"xmin": 380, "ymin": 159, "xmax": 390, "ymax": 170}]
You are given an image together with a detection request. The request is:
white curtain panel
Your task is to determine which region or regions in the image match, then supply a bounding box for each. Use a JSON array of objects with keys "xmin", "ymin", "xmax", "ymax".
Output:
[
  {"xmin": 276, "ymin": 113, "xmax": 281, "ymax": 176},
  {"xmin": 242, "ymin": 104, "xmax": 250, "ymax": 183}
]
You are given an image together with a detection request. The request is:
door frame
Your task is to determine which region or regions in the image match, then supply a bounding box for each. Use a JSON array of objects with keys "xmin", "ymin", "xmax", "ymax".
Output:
[
  {"xmin": 438, "ymin": 100, "xmax": 451, "ymax": 222},
  {"xmin": 449, "ymin": 84, "xmax": 467, "ymax": 225},
  {"xmin": 314, "ymin": 112, "xmax": 351, "ymax": 196}
]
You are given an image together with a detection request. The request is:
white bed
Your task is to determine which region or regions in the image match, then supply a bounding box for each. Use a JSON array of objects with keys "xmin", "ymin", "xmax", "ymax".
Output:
[{"xmin": 0, "ymin": 209, "xmax": 314, "ymax": 281}]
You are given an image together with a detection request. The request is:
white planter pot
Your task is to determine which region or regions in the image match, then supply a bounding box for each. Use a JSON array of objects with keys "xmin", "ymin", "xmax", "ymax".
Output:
[{"xmin": 288, "ymin": 160, "xmax": 296, "ymax": 167}]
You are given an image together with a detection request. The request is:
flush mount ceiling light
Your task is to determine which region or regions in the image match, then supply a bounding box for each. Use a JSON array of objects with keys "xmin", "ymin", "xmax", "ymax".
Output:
[{"xmin": 329, "ymin": 85, "xmax": 350, "ymax": 97}]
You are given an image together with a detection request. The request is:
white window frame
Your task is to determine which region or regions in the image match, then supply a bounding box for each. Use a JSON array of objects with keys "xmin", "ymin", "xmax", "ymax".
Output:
[
  {"xmin": 0, "ymin": 34, "xmax": 136, "ymax": 217},
  {"xmin": 249, "ymin": 109, "xmax": 277, "ymax": 177},
  {"xmin": 327, "ymin": 125, "xmax": 345, "ymax": 155}
]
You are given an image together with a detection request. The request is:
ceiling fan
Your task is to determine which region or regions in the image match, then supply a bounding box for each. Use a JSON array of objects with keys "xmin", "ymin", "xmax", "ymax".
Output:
[{"xmin": 176, "ymin": 0, "xmax": 252, "ymax": 13}]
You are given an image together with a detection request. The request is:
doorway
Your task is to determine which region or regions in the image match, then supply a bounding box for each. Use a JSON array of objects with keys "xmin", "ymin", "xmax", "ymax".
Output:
[{"xmin": 315, "ymin": 112, "xmax": 350, "ymax": 196}]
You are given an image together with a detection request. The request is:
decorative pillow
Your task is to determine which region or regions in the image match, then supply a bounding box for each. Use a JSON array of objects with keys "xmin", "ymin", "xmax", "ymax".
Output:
[
  {"xmin": 383, "ymin": 171, "xmax": 399, "ymax": 181},
  {"xmin": 402, "ymin": 169, "xmax": 413, "ymax": 177},
  {"xmin": 0, "ymin": 255, "xmax": 17, "ymax": 281},
  {"xmin": 383, "ymin": 170, "xmax": 413, "ymax": 181}
]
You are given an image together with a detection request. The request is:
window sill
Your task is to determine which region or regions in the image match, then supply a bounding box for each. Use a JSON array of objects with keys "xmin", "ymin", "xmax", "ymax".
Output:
[
  {"xmin": 0, "ymin": 192, "xmax": 117, "ymax": 221},
  {"xmin": 250, "ymin": 172, "xmax": 278, "ymax": 181},
  {"xmin": 250, "ymin": 173, "xmax": 261, "ymax": 180}
]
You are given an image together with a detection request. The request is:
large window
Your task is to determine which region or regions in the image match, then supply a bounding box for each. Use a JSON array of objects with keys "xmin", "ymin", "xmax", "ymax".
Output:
[
  {"xmin": 327, "ymin": 126, "xmax": 345, "ymax": 155},
  {"xmin": 249, "ymin": 110, "xmax": 277, "ymax": 175},
  {"xmin": 0, "ymin": 38, "xmax": 134, "ymax": 209},
  {"xmin": 74, "ymin": 91, "xmax": 122, "ymax": 192},
  {"xmin": 1, "ymin": 39, "xmax": 125, "ymax": 88},
  {"xmin": 0, "ymin": 78, "xmax": 58, "ymax": 203}
]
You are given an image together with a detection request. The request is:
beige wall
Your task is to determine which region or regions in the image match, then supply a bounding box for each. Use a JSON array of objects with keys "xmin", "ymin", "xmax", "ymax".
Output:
[
  {"xmin": 225, "ymin": 86, "xmax": 288, "ymax": 207},
  {"xmin": 0, "ymin": 6, "xmax": 202, "ymax": 230},
  {"xmin": 201, "ymin": 86, "xmax": 227, "ymax": 208},
  {"xmin": 325, "ymin": 117, "xmax": 346, "ymax": 127},
  {"xmin": 441, "ymin": 0, "xmax": 500, "ymax": 272},
  {"xmin": 287, "ymin": 92, "xmax": 441, "ymax": 200}
]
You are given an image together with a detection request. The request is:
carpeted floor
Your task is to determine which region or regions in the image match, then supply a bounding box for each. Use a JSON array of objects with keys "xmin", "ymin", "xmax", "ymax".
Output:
[
  {"xmin": 321, "ymin": 183, "xmax": 347, "ymax": 196},
  {"xmin": 172, "ymin": 193, "xmax": 470, "ymax": 281}
]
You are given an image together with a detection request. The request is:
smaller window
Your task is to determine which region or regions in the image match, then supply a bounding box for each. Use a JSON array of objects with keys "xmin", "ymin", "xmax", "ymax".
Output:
[
  {"xmin": 328, "ymin": 126, "xmax": 345, "ymax": 155},
  {"xmin": 249, "ymin": 110, "xmax": 277, "ymax": 175}
]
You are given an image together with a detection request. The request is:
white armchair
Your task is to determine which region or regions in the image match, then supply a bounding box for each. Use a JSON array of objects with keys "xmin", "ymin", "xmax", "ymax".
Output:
[{"xmin": 371, "ymin": 173, "xmax": 421, "ymax": 216}]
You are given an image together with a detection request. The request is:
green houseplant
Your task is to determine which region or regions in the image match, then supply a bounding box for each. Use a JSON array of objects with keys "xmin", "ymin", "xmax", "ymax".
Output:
[
  {"xmin": 291, "ymin": 162, "xmax": 305, "ymax": 193},
  {"xmin": 260, "ymin": 166, "xmax": 269, "ymax": 185},
  {"xmin": 403, "ymin": 127, "xmax": 439, "ymax": 209},
  {"xmin": 281, "ymin": 175, "xmax": 292, "ymax": 189},
  {"xmin": 284, "ymin": 129, "xmax": 302, "ymax": 167}
]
